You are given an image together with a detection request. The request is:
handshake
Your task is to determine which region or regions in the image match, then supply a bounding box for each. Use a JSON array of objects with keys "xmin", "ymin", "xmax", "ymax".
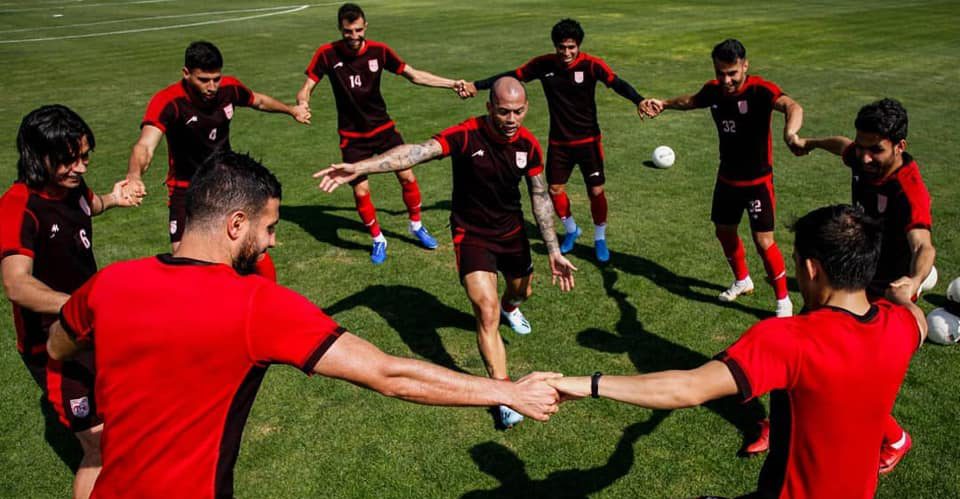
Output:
[
  {"xmin": 453, "ymin": 80, "xmax": 479, "ymax": 99},
  {"xmin": 502, "ymin": 372, "xmax": 594, "ymax": 423}
]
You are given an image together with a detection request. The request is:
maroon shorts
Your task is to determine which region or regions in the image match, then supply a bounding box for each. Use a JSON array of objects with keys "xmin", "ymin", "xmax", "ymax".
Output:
[
  {"xmin": 340, "ymin": 126, "xmax": 405, "ymax": 186},
  {"xmin": 546, "ymin": 139, "xmax": 605, "ymax": 187},
  {"xmin": 452, "ymin": 225, "xmax": 533, "ymax": 282},
  {"xmin": 22, "ymin": 349, "xmax": 101, "ymax": 432},
  {"xmin": 167, "ymin": 186, "xmax": 188, "ymax": 243},
  {"xmin": 711, "ymin": 175, "xmax": 776, "ymax": 232}
]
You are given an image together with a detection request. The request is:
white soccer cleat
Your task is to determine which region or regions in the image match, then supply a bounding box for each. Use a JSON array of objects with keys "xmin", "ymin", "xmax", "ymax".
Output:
[
  {"xmin": 719, "ymin": 276, "xmax": 754, "ymax": 303},
  {"xmin": 916, "ymin": 265, "xmax": 938, "ymax": 300},
  {"xmin": 500, "ymin": 306, "xmax": 532, "ymax": 335},
  {"xmin": 775, "ymin": 297, "xmax": 794, "ymax": 318}
]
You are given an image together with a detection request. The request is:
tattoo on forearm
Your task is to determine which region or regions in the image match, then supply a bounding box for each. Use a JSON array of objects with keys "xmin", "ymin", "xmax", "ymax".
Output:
[
  {"xmin": 530, "ymin": 175, "xmax": 559, "ymax": 253},
  {"xmin": 367, "ymin": 141, "xmax": 441, "ymax": 174}
]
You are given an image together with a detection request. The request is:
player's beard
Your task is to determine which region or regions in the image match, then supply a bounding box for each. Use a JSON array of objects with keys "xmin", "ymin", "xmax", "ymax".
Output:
[{"xmin": 233, "ymin": 233, "xmax": 262, "ymax": 275}]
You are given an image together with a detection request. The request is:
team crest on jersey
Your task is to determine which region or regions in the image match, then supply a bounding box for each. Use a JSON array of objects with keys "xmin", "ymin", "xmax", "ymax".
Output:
[
  {"xmin": 169, "ymin": 220, "xmax": 178, "ymax": 235},
  {"xmin": 516, "ymin": 151, "xmax": 528, "ymax": 169},
  {"xmin": 574, "ymin": 71, "xmax": 584, "ymax": 84},
  {"xmin": 69, "ymin": 396, "xmax": 90, "ymax": 418},
  {"xmin": 738, "ymin": 100, "xmax": 748, "ymax": 114},
  {"xmin": 368, "ymin": 58, "xmax": 379, "ymax": 72},
  {"xmin": 877, "ymin": 194, "xmax": 888, "ymax": 214},
  {"xmin": 224, "ymin": 104, "xmax": 234, "ymax": 120},
  {"xmin": 79, "ymin": 196, "xmax": 91, "ymax": 216}
]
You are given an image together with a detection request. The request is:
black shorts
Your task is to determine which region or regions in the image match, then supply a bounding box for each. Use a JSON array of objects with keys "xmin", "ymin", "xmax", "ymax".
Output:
[
  {"xmin": 340, "ymin": 127, "xmax": 405, "ymax": 186},
  {"xmin": 22, "ymin": 349, "xmax": 101, "ymax": 432},
  {"xmin": 711, "ymin": 175, "xmax": 776, "ymax": 232},
  {"xmin": 452, "ymin": 225, "xmax": 533, "ymax": 282},
  {"xmin": 546, "ymin": 139, "xmax": 605, "ymax": 187},
  {"xmin": 168, "ymin": 186, "xmax": 187, "ymax": 243}
]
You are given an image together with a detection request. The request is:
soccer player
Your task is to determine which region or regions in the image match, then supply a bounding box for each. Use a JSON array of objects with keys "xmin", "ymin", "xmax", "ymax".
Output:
[
  {"xmin": 295, "ymin": 3, "xmax": 465, "ymax": 264},
  {"xmin": 459, "ymin": 18, "xmax": 647, "ymax": 262},
  {"xmin": 793, "ymin": 98, "xmax": 935, "ymax": 473},
  {"xmin": 641, "ymin": 39, "xmax": 804, "ymax": 318},
  {"xmin": 549, "ymin": 204, "xmax": 927, "ymax": 499},
  {"xmin": 316, "ymin": 77, "xmax": 578, "ymax": 429},
  {"xmin": 46, "ymin": 151, "xmax": 561, "ymax": 499},
  {"xmin": 125, "ymin": 40, "xmax": 309, "ymax": 280},
  {"xmin": 0, "ymin": 105, "xmax": 139, "ymax": 499}
]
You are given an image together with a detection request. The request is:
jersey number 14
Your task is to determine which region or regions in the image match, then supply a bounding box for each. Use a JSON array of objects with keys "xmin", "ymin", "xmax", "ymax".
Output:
[{"xmin": 349, "ymin": 75, "xmax": 362, "ymax": 88}]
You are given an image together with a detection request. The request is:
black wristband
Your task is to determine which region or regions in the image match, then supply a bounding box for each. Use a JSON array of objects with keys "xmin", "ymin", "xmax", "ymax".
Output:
[{"xmin": 591, "ymin": 371, "xmax": 603, "ymax": 398}]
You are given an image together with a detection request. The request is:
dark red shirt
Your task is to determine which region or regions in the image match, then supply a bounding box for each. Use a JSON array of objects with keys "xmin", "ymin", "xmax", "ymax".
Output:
[
  {"xmin": 515, "ymin": 52, "xmax": 616, "ymax": 144},
  {"xmin": 843, "ymin": 148, "xmax": 932, "ymax": 288},
  {"xmin": 305, "ymin": 40, "xmax": 406, "ymax": 138},
  {"xmin": 718, "ymin": 300, "xmax": 919, "ymax": 499},
  {"xmin": 0, "ymin": 181, "xmax": 96, "ymax": 354},
  {"xmin": 141, "ymin": 77, "xmax": 254, "ymax": 187},
  {"xmin": 60, "ymin": 255, "xmax": 343, "ymax": 499},
  {"xmin": 433, "ymin": 117, "xmax": 544, "ymax": 239},
  {"xmin": 692, "ymin": 75, "xmax": 783, "ymax": 183}
]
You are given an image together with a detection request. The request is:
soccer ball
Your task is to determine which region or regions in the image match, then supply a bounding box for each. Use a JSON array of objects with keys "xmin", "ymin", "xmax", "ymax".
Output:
[
  {"xmin": 652, "ymin": 145, "xmax": 675, "ymax": 168},
  {"xmin": 947, "ymin": 276, "xmax": 960, "ymax": 303},
  {"xmin": 926, "ymin": 308, "xmax": 960, "ymax": 345}
]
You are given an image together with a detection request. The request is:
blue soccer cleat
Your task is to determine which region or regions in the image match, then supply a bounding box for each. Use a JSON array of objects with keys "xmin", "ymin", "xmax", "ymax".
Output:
[
  {"xmin": 595, "ymin": 239, "xmax": 610, "ymax": 263},
  {"xmin": 491, "ymin": 405, "xmax": 524, "ymax": 431},
  {"xmin": 370, "ymin": 240, "xmax": 387, "ymax": 265},
  {"xmin": 409, "ymin": 225, "xmax": 438, "ymax": 250},
  {"xmin": 560, "ymin": 226, "xmax": 581, "ymax": 254},
  {"xmin": 500, "ymin": 306, "xmax": 532, "ymax": 335}
]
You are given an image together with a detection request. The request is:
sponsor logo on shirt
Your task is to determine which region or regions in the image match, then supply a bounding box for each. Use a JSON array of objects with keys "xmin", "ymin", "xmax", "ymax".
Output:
[
  {"xmin": 574, "ymin": 71, "xmax": 584, "ymax": 84},
  {"xmin": 334, "ymin": 62, "xmax": 344, "ymax": 69},
  {"xmin": 738, "ymin": 100, "xmax": 748, "ymax": 114},
  {"xmin": 516, "ymin": 151, "xmax": 527, "ymax": 169},
  {"xmin": 472, "ymin": 149, "xmax": 485, "ymax": 158},
  {"xmin": 368, "ymin": 58, "xmax": 379, "ymax": 72},
  {"xmin": 69, "ymin": 396, "xmax": 90, "ymax": 418},
  {"xmin": 50, "ymin": 223, "xmax": 60, "ymax": 239},
  {"xmin": 186, "ymin": 116, "xmax": 199, "ymax": 125},
  {"xmin": 224, "ymin": 104, "xmax": 234, "ymax": 120},
  {"xmin": 544, "ymin": 72, "xmax": 555, "ymax": 78}
]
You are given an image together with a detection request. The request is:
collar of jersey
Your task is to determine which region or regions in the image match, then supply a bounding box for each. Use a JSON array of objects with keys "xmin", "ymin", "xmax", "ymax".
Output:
[
  {"xmin": 822, "ymin": 303, "xmax": 879, "ymax": 323},
  {"xmin": 563, "ymin": 51, "xmax": 586, "ymax": 69},
  {"xmin": 336, "ymin": 39, "xmax": 369, "ymax": 57},
  {"xmin": 156, "ymin": 253, "xmax": 218, "ymax": 266}
]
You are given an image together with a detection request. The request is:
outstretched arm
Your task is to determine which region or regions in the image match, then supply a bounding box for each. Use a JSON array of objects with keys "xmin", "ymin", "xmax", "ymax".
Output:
[
  {"xmin": 252, "ymin": 91, "xmax": 311, "ymax": 124},
  {"xmin": 314, "ymin": 139, "xmax": 444, "ymax": 192},
  {"xmin": 91, "ymin": 180, "xmax": 141, "ymax": 214},
  {"xmin": 400, "ymin": 64, "xmax": 458, "ymax": 90},
  {"xmin": 774, "ymin": 95, "xmax": 805, "ymax": 154},
  {"xmin": 793, "ymin": 135, "xmax": 852, "ymax": 157},
  {"xmin": 528, "ymin": 173, "xmax": 577, "ymax": 291},
  {"xmin": 608, "ymin": 76, "xmax": 646, "ymax": 119},
  {"xmin": 457, "ymin": 70, "xmax": 518, "ymax": 98},
  {"xmin": 125, "ymin": 125, "xmax": 164, "ymax": 198},
  {"xmin": 639, "ymin": 92, "xmax": 699, "ymax": 118},
  {"xmin": 548, "ymin": 360, "xmax": 738, "ymax": 409},
  {"xmin": 296, "ymin": 77, "xmax": 319, "ymax": 109},
  {"xmin": 887, "ymin": 228, "xmax": 936, "ymax": 305}
]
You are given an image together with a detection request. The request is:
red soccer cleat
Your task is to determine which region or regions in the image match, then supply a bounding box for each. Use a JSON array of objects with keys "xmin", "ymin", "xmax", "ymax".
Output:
[
  {"xmin": 742, "ymin": 419, "xmax": 770, "ymax": 456},
  {"xmin": 879, "ymin": 430, "xmax": 912, "ymax": 474}
]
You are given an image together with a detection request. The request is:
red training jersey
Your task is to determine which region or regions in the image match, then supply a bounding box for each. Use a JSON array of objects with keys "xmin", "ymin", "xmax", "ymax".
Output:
[
  {"xmin": 305, "ymin": 39, "xmax": 406, "ymax": 138},
  {"xmin": 692, "ymin": 75, "xmax": 783, "ymax": 183},
  {"xmin": 433, "ymin": 117, "xmax": 544, "ymax": 239},
  {"xmin": 843, "ymin": 148, "xmax": 933, "ymax": 288},
  {"xmin": 0, "ymin": 181, "xmax": 96, "ymax": 354},
  {"xmin": 515, "ymin": 52, "xmax": 616, "ymax": 144},
  {"xmin": 717, "ymin": 300, "xmax": 920, "ymax": 499},
  {"xmin": 59, "ymin": 254, "xmax": 343, "ymax": 499},
  {"xmin": 141, "ymin": 77, "xmax": 254, "ymax": 188}
]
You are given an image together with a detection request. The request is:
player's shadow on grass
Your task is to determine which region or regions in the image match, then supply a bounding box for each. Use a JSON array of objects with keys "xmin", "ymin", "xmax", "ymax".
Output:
[
  {"xmin": 461, "ymin": 412, "xmax": 669, "ymax": 499},
  {"xmin": 324, "ymin": 284, "xmax": 474, "ymax": 373},
  {"xmin": 39, "ymin": 395, "xmax": 83, "ymax": 473},
  {"xmin": 282, "ymin": 204, "xmax": 433, "ymax": 251},
  {"xmin": 370, "ymin": 199, "xmax": 452, "ymax": 216},
  {"xmin": 576, "ymin": 268, "xmax": 767, "ymax": 451}
]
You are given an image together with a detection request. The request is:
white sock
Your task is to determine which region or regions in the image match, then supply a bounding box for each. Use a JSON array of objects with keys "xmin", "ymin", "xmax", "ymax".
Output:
[
  {"xmin": 373, "ymin": 233, "xmax": 387, "ymax": 244},
  {"xmin": 409, "ymin": 220, "xmax": 423, "ymax": 232},
  {"xmin": 562, "ymin": 216, "xmax": 578, "ymax": 234},
  {"xmin": 594, "ymin": 223, "xmax": 606, "ymax": 241},
  {"xmin": 890, "ymin": 431, "xmax": 907, "ymax": 449}
]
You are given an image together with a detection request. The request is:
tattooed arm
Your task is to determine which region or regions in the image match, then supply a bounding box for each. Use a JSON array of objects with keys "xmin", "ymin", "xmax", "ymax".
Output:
[
  {"xmin": 528, "ymin": 173, "xmax": 578, "ymax": 291},
  {"xmin": 314, "ymin": 139, "xmax": 444, "ymax": 192}
]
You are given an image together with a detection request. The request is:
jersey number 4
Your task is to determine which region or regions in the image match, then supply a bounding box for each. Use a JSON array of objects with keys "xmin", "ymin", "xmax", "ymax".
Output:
[{"xmin": 349, "ymin": 75, "xmax": 362, "ymax": 88}]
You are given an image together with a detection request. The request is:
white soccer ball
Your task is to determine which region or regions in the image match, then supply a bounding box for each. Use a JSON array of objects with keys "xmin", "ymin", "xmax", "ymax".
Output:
[
  {"xmin": 652, "ymin": 145, "xmax": 675, "ymax": 168},
  {"xmin": 926, "ymin": 308, "xmax": 960, "ymax": 345},
  {"xmin": 947, "ymin": 276, "xmax": 960, "ymax": 303}
]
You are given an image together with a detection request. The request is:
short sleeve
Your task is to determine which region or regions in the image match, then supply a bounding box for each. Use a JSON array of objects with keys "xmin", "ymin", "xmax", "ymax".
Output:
[
  {"xmin": 246, "ymin": 282, "xmax": 344, "ymax": 373},
  {"xmin": 716, "ymin": 319, "xmax": 801, "ymax": 401},
  {"xmin": 223, "ymin": 76, "xmax": 255, "ymax": 107},
  {"xmin": 901, "ymin": 167, "xmax": 933, "ymax": 231},
  {"xmin": 590, "ymin": 56, "xmax": 617, "ymax": 86},
  {"xmin": 305, "ymin": 47, "xmax": 328, "ymax": 82},
  {"xmin": 690, "ymin": 82, "xmax": 714, "ymax": 109},
  {"xmin": 525, "ymin": 136, "xmax": 544, "ymax": 177},
  {"xmin": 59, "ymin": 272, "xmax": 99, "ymax": 342},
  {"xmin": 756, "ymin": 78, "xmax": 783, "ymax": 106},
  {"xmin": 142, "ymin": 90, "xmax": 178, "ymax": 133},
  {"xmin": 383, "ymin": 44, "xmax": 406, "ymax": 74},
  {"xmin": 0, "ymin": 187, "xmax": 38, "ymax": 259},
  {"xmin": 432, "ymin": 122, "xmax": 469, "ymax": 158}
]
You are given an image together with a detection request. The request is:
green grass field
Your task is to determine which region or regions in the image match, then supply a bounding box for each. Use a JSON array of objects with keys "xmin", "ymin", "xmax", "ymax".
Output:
[{"xmin": 1, "ymin": 1, "xmax": 959, "ymax": 497}]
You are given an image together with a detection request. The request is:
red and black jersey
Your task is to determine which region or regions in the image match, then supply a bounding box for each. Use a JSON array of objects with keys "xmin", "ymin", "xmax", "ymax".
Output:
[
  {"xmin": 717, "ymin": 300, "xmax": 919, "ymax": 499},
  {"xmin": 59, "ymin": 254, "xmax": 343, "ymax": 499},
  {"xmin": 0, "ymin": 181, "xmax": 96, "ymax": 354},
  {"xmin": 141, "ymin": 77, "xmax": 254, "ymax": 188},
  {"xmin": 305, "ymin": 39, "xmax": 406, "ymax": 138},
  {"xmin": 692, "ymin": 75, "xmax": 783, "ymax": 183},
  {"xmin": 843, "ymin": 149, "xmax": 932, "ymax": 287},
  {"xmin": 433, "ymin": 117, "xmax": 544, "ymax": 239},
  {"xmin": 515, "ymin": 52, "xmax": 616, "ymax": 144}
]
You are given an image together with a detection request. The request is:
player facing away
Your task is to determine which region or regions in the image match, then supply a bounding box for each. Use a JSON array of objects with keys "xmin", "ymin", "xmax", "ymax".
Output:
[
  {"xmin": 125, "ymin": 41, "xmax": 309, "ymax": 280},
  {"xmin": 316, "ymin": 77, "xmax": 577, "ymax": 430},
  {"xmin": 460, "ymin": 19, "xmax": 648, "ymax": 263},
  {"xmin": 794, "ymin": 98, "xmax": 935, "ymax": 473},
  {"xmin": 0, "ymin": 105, "xmax": 139, "ymax": 499},
  {"xmin": 296, "ymin": 3, "xmax": 466, "ymax": 264},
  {"xmin": 549, "ymin": 205, "xmax": 927, "ymax": 499},
  {"xmin": 641, "ymin": 39, "xmax": 804, "ymax": 318},
  {"xmin": 46, "ymin": 151, "xmax": 561, "ymax": 499}
]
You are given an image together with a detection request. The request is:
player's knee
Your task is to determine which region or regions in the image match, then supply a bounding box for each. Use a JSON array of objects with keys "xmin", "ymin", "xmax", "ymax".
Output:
[
  {"xmin": 396, "ymin": 169, "xmax": 416, "ymax": 183},
  {"xmin": 588, "ymin": 185, "xmax": 604, "ymax": 198},
  {"xmin": 352, "ymin": 182, "xmax": 371, "ymax": 198},
  {"xmin": 549, "ymin": 184, "xmax": 566, "ymax": 195},
  {"xmin": 752, "ymin": 232, "xmax": 775, "ymax": 251}
]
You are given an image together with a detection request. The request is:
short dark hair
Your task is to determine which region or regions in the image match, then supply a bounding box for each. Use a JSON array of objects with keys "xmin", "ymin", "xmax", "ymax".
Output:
[
  {"xmin": 712, "ymin": 39, "xmax": 746, "ymax": 63},
  {"xmin": 791, "ymin": 204, "xmax": 882, "ymax": 291},
  {"xmin": 16, "ymin": 104, "xmax": 95, "ymax": 189},
  {"xmin": 551, "ymin": 18, "xmax": 584, "ymax": 46},
  {"xmin": 185, "ymin": 151, "xmax": 282, "ymax": 230},
  {"xmin": 855, "ymin": 98, "xmax": 908, "ymax": 143},
  {"xmin": 184, "ymin": 41, "xmax": 223, "ymax": 71},
  {"xmin": 338, "ymin": 3, "xmax": 365, "ymax": 26}
]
